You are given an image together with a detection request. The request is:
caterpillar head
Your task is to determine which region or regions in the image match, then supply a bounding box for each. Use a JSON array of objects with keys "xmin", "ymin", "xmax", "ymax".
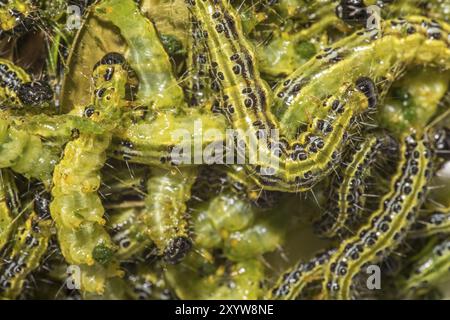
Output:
[
  {"xmin": 90, "ymin": 53, "xmax": 130, "ymax": 121},
  {"xmin": 163, "ymin": 236, "xmax": 192, "ymax": 265}
]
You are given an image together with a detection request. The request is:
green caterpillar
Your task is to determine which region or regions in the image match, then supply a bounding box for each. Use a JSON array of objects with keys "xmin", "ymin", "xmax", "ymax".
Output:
[
  {"xmin": 402, "ymin": 237, "xmax": 450, "ymax": 298},
  {"xmin": 95, "ymin": 0, "xmax": 186, "ymax": 111},
  {"xmin": 273, "ymin": 16, "xmax": 450, "ymax": 134},
  {"xmin": 141, "ymin": 167, "xmax": 197, "ymax": 264},
  {"xmin": 315, "ymin": 135, "xmax": 384, "ymax": 239},
  {"xmin": 0, "ymin": 169, "xmax": 20, "ymax": 252},
  {"xmin": 322, "ymin": 133, "xmax": 434, "ymax": 299},
  {"xmin": 107, "ymin": 207, "xmax": 152, "ymax": 260},
  {"xmin": 0, "ymin": 114, "xmax": 61, "ymax": 186},
  {"xmin": 187, "ymin": 0, "xmax": 375, "ymax": 192},
  {"xmin": 50, "ymin": 52, "xmax": 131, "ymax": 293}
]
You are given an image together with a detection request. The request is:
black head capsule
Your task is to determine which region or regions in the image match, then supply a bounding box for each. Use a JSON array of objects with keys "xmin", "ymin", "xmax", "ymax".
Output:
[
  {"xmin": 163, "ymin": 236, "xmax": 192, "ymax": 264},
  {"xmin": 355, "ymin": 77, "xmax": 378, "ymax": 110},
  {"xmin": 94, "ymin": 52, "xmax": 126, "ymax": 70},
  {"xmin": 17, "ymin": 81, "xmax": 53, "ymax": 106},
  {"xmin": 335, "ymin": 0, "xmax": 368, "ymax": 27}
]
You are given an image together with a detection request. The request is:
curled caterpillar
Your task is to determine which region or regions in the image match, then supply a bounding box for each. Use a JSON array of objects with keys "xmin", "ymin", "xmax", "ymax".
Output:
[
  {"xmin": 184, "ymin": 0, "xmax": 450, "ymax": 192},
  {"xmin": 108, "ymin": 207, "xmax": 152, "ymax": 260},
  {"xmin": 95, "ymin": 0, "xmax": 186, "ymax": 111},
  {"xmin": 0, "ymin": 59, "xmax": 53, "ymax": 107}
]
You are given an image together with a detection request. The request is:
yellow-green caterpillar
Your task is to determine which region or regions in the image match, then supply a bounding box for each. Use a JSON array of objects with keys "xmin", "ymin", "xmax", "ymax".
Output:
[
  {"xmin": 141, "ymin": 167, "xmax": 197, "ymax": 264},
  {"xmin": 323, "ymin": 133, "xmax": 433, "ymax": 299},
  {"xmin": 315, "ymin": 135, "xmax": 384, "ymax": 239},
  {"xmin": 0, "ymin": 169, "xmax": 20, "ymax": 252},
  {"xmin": 50, "ymin": 52, "xmax": 131, "ymax": 293}
]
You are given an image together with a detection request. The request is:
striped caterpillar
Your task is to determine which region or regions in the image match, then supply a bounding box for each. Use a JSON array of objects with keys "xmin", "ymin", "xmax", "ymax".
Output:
[
  {"xmin": 401, "ymin": 237, "xmax": 450, "ymax": 298},
  {"xmin": 273, "ymin": 16, "xmax": 450, "ymax": 134},
  {"xmin": 186, "ymin": 0, "xmax": 377, "ymax": 192},
  {"xmin": 267, "ymin": 248, "xmax": 337, "ymax": 300},
  {"xmin": 322, "ymin": 133, "xmax": 434, "ymax": 299},
  {"xmin": 140, "ymin": 167, "xmax": 197, "ymax": 264},
  {"xmin": 0, "ymin": 58, "xmax": 53, "ymax": 107},
  {"xmin": 409, "ymin": 211, "xmax": 450, "ymax": 238},
  {"xmin": 0, "ymin": 169, "xmax": 20, "ymax": 252},
  {"xmin": 0, "ymin": 192, "xmax": 52, "ymax": 299},
  {"xmin": 49, "ymin": 52, "xmax": 131, "ymax": 293},
  {"xmin": 314, "ymin": 135, "xmax": 385, "ymax": 239}
]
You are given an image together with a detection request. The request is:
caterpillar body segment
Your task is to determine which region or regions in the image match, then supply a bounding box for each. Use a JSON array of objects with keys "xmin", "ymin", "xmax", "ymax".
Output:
[{"xmin": 95, "ymin": 0, "xmax": 186, "ymax": 111}]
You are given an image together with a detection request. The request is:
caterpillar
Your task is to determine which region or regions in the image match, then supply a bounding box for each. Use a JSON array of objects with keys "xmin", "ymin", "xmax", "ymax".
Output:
[
  {"xmin": 0, "ymin": 116, "xmax": 61, "ymax": 186},
  {"xmin": 49, "ymin": 52, "xmax": 131, "ymax": 293},
  {"xmin": 273, "ymin": 16, "xmax": 450, "ymax": 134},
  {"xmin": 0, "ymin": 58, "xmax": 53, "ymax": 107},
  {"xmin": 185, "ymin": 0, "xmax": 393, "ymax": 192},
  {"xmin": 267, "ymin": 249, "xmax": 337, "ymax": 300},
  {"xmin": 107, "ymin": 207, "xmax": 152, "ymax": 260},
  {"xmin": 165, "ymin": 251, "xmax": 265, "ymax": 299},
  {"xmin": 110, "ymin": 108, "xmax": 227, "ymax": 166},
  {"xmin": 223, "ymin": 216, "xmax": 285, "ymax": 261},
  {"xmin": 125, "ymin": 263, "xmax": 177, "ymax": 300},
  {"xmin": 409, "ymin": 212, "xmax": 450, "ymax": 238},
  {"xmin": 95, "ymin": 0, "xmax": 187, "ymax": 111},
  {"xmin": 0, "ymin": 169, "xmax": 20, "ymax": 252},
  {"xmin": 400, "ymin": 237, "xmax": 450, "ymax": 298},
  {"xmin": 314, "ymin": 135, "xmax": 385, "ymax": 239},
  {"xmin": 322, "ymin": 133, "xmax": 434, "ymax": 299},
  {"xmin": 141, "ymin": 167, "xmax": 197, "ymax": 264},
  {"xmin": 0, "ymin": 192, "xmax": 52, "ymax": 299}
]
